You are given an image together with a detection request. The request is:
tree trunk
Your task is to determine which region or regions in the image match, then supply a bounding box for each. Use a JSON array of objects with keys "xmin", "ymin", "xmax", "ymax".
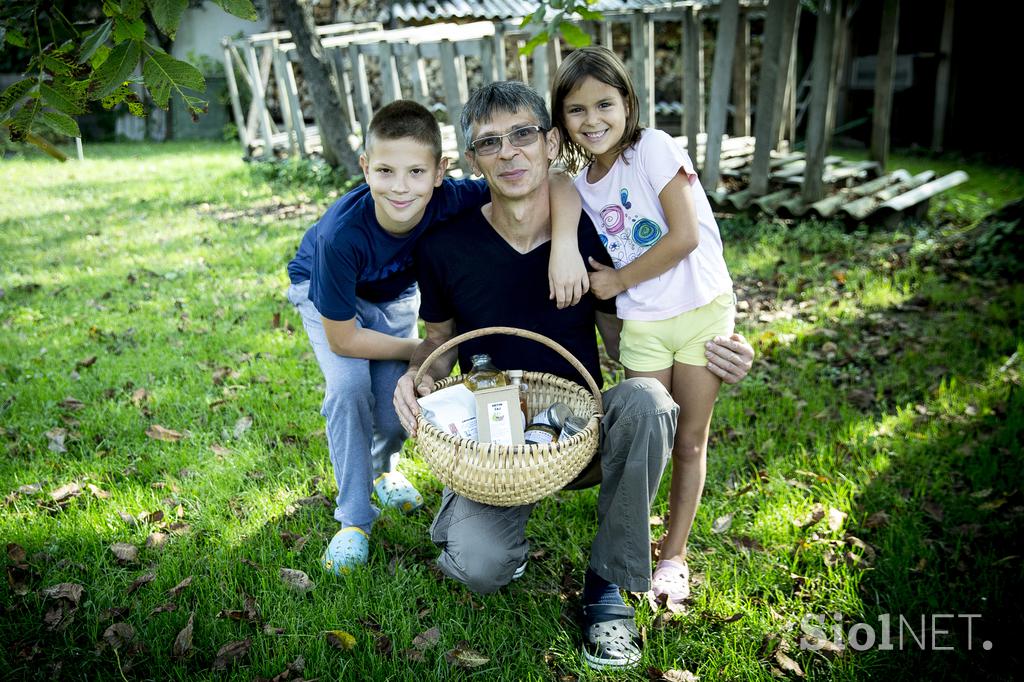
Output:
[{"xmin": 275, "ymin": 0, "xmax": 361, "ymax": 174}]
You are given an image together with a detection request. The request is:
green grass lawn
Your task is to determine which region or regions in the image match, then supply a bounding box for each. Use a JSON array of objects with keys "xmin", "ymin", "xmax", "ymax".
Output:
[{"xmin": 1, "ymin": 142, "xmax": 1021, "ymax": 681}]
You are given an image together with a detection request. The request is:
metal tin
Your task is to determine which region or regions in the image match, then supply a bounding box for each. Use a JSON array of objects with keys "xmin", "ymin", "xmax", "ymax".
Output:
[{"xmin": 559, "ymin": 415, "xmax": 588, "ymax": 441}]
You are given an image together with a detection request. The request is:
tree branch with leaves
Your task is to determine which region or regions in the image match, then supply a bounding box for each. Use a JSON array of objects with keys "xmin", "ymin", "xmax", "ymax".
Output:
[
  {"xmin": 0, "ymin": 0, "xmax": 257, "ymax": 161},
  {"xmin": 517, "ymin": 0, "xmax": 602, "ymax": 55}
]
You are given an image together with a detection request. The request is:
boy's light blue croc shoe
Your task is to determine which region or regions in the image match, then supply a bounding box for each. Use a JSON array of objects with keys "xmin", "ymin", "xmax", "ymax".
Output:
[
  {"xmin": 373, "ymin": 471, "xmax": 424, "ymax": 513},
  {"xmin": 322, "ymin": 527, "xmax": 369, "ymax": 575}
]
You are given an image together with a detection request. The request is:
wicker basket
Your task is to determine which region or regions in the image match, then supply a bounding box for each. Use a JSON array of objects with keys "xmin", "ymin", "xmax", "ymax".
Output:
[{"xmin": 413, "ymin": 326, "xmax": 604, "ymax": 506}]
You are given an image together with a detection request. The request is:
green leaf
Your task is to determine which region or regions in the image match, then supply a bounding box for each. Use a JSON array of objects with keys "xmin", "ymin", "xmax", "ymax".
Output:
[
  {"xmin": 521, "ymin": 5, "xmax": 546, "ymax": 29},
  {"xmin": 147, "ymin": 0, "xmax": 188, "ymax": 38},
  {"xmin": 42, "ymin": 52, "xmax": 77, "ymax": 77},
  {"xmin": 6, "ymin": 29, "xmax": 27, "ymax": 48},
  {"xmin": 210, "ymin": 0, "xmax": 258, "ymax": 21},
  {"xmin": 8, "ymin": 96, "xmax": 42, "ymax": 138},
  {"xmin": 79, "ymin": 20, "xmax": 115, "ymax": 64},
  {"xmin": 121, "ymin": 0, "xmax": 145, "ymax": 18},
  {"xmin": 559, "ymin": 22, "xmax": 591, "ymax": 48},
  {"xmin": 91, "ymin": 39, "xmax": 142, "ymax": 100},
  {"xmin": 518, "ymin": 31, "xmax": 549, "ymax": 57},
  {"xmin": 91, "ymin": 44, "xmax": 112, "ymax": 70},
  {"xmin": 142, "ymin": 49, "xmax": 205, "ymax": 109},
  {"xmin": 0, "ymin": 79, "xmax": 35, "ymax": 119},
  {"xmin": 113, "ymin": 16, "xmax": 147, "ymax": 43},
  {"xmin": 39, "ymin": 111, "xmax": 81, "ymax": 138},
  {"xmin": 575, "ymin": 7, "xmax": 603, "ymax": 20},
  {"xmin": 40, "ymin": 82, "xmax": 87, "ymax": 116}
]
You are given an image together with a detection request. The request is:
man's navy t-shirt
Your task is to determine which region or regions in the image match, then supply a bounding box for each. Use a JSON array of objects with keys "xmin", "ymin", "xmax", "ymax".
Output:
[
  {"xmin": 415, "ymin": 208, "xmax": 616, "ymax": 390},
  {"xmin": 287, "ymin": 178, "xmax": 489, "ymax": 321}
]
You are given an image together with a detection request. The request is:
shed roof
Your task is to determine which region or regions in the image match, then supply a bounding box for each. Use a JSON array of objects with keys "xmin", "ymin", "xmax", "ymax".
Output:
[{"xmin": 388, "ymin": 0, "xmax": 711, "ymax": 23}]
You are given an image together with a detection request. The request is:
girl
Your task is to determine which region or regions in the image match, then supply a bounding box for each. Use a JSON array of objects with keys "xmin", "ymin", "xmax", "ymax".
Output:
[{"xmin": 551, "ymin": 46, "xmax": 737, "ymax": 607}]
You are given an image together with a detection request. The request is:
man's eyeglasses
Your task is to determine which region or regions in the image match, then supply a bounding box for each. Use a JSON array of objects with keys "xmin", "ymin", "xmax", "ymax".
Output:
[{"xmin": 469, "ymin": 125, "xmax": 547, "ymax": 156}]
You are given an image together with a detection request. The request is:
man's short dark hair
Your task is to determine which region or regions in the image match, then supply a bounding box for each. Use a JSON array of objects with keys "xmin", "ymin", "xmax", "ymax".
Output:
[
  {"xmin": 460, "ymin": 81, "xmax": 551, "ymax": 148},
  {"xmin": 366, "ymin": 100, "xmax": 442, "ymax": 162}
]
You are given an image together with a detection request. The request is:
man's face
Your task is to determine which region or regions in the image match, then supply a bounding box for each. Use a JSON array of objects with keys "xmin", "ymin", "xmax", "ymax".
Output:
[
  {"xmin": 359, "ymin": 137, "xmax": 446, "ymax": 234},
  {"xmin": 466, "ymin": 108, "xmax": 559, "ymax": 201}
]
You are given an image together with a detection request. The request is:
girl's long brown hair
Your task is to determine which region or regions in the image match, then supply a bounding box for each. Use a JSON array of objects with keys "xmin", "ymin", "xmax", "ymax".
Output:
[{"xmin": 550, "ymin": 46, "xmax": 643, "ymax": 175}]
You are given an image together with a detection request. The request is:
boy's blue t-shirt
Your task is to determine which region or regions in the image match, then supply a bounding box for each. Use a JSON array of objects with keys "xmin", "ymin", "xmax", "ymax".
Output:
[{"xmin": 287, "ymin": 177, "xmax": 489, "ymax": 321}]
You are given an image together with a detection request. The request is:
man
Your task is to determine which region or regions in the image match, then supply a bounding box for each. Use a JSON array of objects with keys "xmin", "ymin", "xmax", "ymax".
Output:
[{"xmin": 393, "ymin": 81, "xmax": 753, "ymax": 670}]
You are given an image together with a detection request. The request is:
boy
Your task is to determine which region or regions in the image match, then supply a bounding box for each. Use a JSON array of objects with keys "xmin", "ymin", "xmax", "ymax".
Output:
[{"xmin": 286, "ymin": 100, "xmax": 586, "ymax": 574}]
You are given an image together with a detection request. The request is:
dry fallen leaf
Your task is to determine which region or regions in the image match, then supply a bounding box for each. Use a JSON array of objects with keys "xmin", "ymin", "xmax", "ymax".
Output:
[
  {"xmin": 126, "ymin": 572, "xmax": 155, "ymax": 596},
  {"xmin": 44, "ymin": 428, "xmax": 68, "ymax": 453},
  {"xmin": 662, "ymin": 670, "xmax": 700, "ymax": 682},
  {"xmin": 86, "ymin": 483, "xmax": 111, "ymax": 500},
  {"xmin": 711, "ymin": 513, "xmax": 734, "ymax": 534},
  {"xmin": 102, "ymin": 622, "xmax": 135, "ymax": 650},
  {"xmin": 774, "ymin": 649, "xmax": 804, "ymax": 677},
  {"xmin": 42, "ymin": 582, "xmax": 83, "ymax": 604},
  {"xmin": 280, "ymin": 568, "xmax": 314, "ymax": 593},
  {"xmin": 326, "ymin": 630, "xmax": 357, "ymax": 651},
  {"xmin": 793, "ymin": 503, "xmax": 825, "ymax": 528},
  {"xmin": 7, "ymin": 542, "xmax": 26, "ymax": 563},
  {"xmin": 233, "ymin": 415, "xmax": 253, "ymax": 438},
  {"xmin": 412, "ymin": 626, "xmax": 441, "ymax": 651},
  {"xmin": 211, "ymin": 638, "xmax": 251, "ymax": 670},
  {"xmin": 150, "ymin": 603, "xmax": 177, "ymax": 616},
  {"xmin": 864, "ymin": 511, "xmax": 889, "ymax": 529},
  {"xmin": 146, "ymin": 532, "xmax": 169, "ymax": 549},
  {"xmin": 168, "ymin": 576, "xmax": 193, "ymax": 597},
  {"xmin": 59, "ymin": 397, "xmax": 85, "ymax": 411},
  {"xmin": 827, "ymin": 508, "xmax": 847, "ymax": 532},
  {"xmin": 130, "ymin": 388, "xmax": 149, "ymax": 406},
  {"xmin": 173, "ymin": 613, "xmax": 194, "ymax": 659},
  {"xmin": 50, "ymin": 482, "xmax": 81, "ymax": 503},
  {"xmin": 76, "ymin": 355, "xmax": 97, "ymax": 369},
  {"xmin": 110, "ymin": 543, "xmax": 138, "ymax": 563},
  {"xmin": 145, "ymin": 424, "xmax": 183, "ymax": 442},
  {"xmin": 444, "ymin": 641, "xmax": 489, "ymax": 669}
]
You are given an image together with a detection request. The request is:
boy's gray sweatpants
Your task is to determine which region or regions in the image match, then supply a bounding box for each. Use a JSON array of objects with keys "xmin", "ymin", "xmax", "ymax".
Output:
[
  {"xmin": 430, "ymin": 377, "xmax": 678, "ymax": 594},
  {"xmin": 287, "ymin": 279, "xmax": 419, "ymax": 532}
]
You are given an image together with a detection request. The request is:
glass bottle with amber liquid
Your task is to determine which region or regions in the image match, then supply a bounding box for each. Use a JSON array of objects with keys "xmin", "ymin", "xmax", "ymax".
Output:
[{"xmin": 464, "ymin": 354, "xmax": 507, "ymax": 391}]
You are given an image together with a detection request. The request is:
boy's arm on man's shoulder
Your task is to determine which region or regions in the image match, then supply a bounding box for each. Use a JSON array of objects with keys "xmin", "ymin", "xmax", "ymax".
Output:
[{"xmin": 322, "ymin": 316, "xmax": 420, "ymax": 361}]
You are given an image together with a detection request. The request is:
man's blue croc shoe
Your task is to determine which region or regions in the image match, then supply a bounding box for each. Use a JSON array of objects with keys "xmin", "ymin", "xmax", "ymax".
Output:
[
  {"xmin": 373, "ymin": 471, "xmax": 424, "ymax": 512},
  {"xmin": 322, "ymin": 527, "xmax": 369, "ymax": 575}
]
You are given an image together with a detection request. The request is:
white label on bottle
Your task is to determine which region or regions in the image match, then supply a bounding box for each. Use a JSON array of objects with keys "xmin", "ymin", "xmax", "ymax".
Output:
[{"xmin": 487, "ymin": 400, "xmax": 514, "ymax": 445}]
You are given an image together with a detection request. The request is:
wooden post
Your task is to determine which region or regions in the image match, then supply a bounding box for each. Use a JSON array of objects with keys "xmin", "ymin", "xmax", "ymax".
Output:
[
  {"xmin": 630, "ymin": 12, "xmax": 654, "ymax": 128},
  {"xmin": 731, "ymin": 11, "xmax": 750, "ymax": 137},
  {"xmin": 378, "ymin": 41, "xmax": 402, "ymax": 104},
  {"xmin": 283, "ymin": 57, "xmax": 308, "ymax": 156},
  {"xmin": 870, "ymin": 0, "xmax": 900, "ymax": 170},
  {"xmin": 492, "ymin": 25, "xmax": 507, "ymax": 80},
  {"xmin": 749, "ymin": 0, "xmax": 788, "ymax": 195},
  {"xmin": 245, "ymin": 43, "xmax": 275, "ymax": 160},
  {"xmin": 702, "ymin": 0, "xmax": 740, "ymax": 191},
  {"xmin": 826, "ymin": 3, "xmax": 850, "ymax": 147},
  {"xmin": 272, "ymin": 46, "xmax": 297, "ymax": 156},
  {"xmin": 439, "ymin": 38, "xmax": 469, "ymax": 170},
  {"xmin": 600, "ymin": 20, "xmax": 613, "ymax": 48},
  {"xmin": 682, "ymin": 7, "xmax": 703, "ymax": 150},
  {"xmin": 774, "ymin": 0, "xmax": 801, "ymax": 148},
  {"xmin": 531, "ymin": 42, "xmax": 549, "ymax": 109},
  {"xmin": 222, "ymin": 41, "xmax": 249, "ymax": 150},
  {"xmin": 348, "ymin": 43, "xmax": 372, "ymax": 141},
  {"xmin": 802, "ymin": 0, "xmax": 840, "ymax": 203},
  {"xmin": 931, "ymin": 0, "xmax": 954, "ymax": 151}
]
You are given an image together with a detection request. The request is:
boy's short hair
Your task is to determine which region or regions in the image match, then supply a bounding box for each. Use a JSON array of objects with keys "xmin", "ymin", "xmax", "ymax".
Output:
[
  {"xmin": 365, "ymin": 100, "xmax": 443, "ymax": 162},
  {"xmin": 460, "ymin": 81, "xmax": 551, "ymax": 148}
]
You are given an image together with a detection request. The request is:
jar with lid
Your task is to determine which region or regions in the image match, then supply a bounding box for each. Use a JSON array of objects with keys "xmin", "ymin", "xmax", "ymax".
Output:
[{"xmin": 464, "ymin": 354, "xmax": 507, "ymax": 392}]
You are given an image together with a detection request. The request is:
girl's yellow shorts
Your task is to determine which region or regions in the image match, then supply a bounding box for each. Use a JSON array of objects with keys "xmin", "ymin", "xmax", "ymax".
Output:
[{"xmin": 619, "ymin": 292, "xmax": 736, "ymax": 372}]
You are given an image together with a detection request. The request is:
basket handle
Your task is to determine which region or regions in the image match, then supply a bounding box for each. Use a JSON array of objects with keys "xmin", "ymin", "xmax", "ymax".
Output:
[{"xmin": 413, "ymin": 326, "xmax": 604, "ymax": 412}]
